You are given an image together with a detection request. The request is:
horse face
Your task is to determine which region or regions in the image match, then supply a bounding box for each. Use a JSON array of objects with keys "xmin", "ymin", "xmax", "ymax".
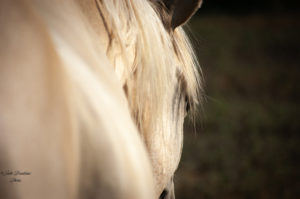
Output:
[
  {"xmin": 122, "ymin": 38, "xmax": 191, "ymax": 198},
  {"xmin": 148, "ymin": 65, "xmax": 189, "ymax": 198},
  {"xmin": 147, "ymin": 1, "xmax": 202, "ymax": 197}
]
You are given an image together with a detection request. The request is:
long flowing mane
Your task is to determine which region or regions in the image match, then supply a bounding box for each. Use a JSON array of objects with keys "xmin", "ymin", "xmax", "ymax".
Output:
[{"xmin": 96, "ymin": 0, "xmax": 202, "ymax": 141}]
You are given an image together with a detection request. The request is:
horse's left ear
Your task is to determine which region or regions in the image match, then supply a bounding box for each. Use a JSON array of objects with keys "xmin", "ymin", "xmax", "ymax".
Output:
[{"xmin": 157, "ymin": 0, "xmax": 203, "ymax": 30}]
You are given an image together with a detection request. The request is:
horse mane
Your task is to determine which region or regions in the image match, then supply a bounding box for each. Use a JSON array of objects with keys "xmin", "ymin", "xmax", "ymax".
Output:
[{"xmin": 96, "ymin": 0, "xmax": 202, "ymax": 139}]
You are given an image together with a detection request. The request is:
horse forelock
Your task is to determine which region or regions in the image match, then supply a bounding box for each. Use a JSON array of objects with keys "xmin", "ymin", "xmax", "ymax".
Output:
[{"xmin": 96, "ymin": 0, "xmax": 202, "ymax": 135}]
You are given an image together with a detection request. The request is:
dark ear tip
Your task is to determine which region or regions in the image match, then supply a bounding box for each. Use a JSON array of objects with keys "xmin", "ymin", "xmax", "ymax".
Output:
[
  {"xmin": 152, "ymin": 0, "xmax": 203, "ymax": 30},
  {"xmin": 171, "ymin": 0, "xmax": 203, "ymax": 29}
]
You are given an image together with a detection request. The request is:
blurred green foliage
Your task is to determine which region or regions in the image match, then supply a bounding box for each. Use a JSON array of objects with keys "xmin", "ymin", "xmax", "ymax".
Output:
[{"xmin": 176, "ymin": 13, "xmax": 300, "ymax": 199}]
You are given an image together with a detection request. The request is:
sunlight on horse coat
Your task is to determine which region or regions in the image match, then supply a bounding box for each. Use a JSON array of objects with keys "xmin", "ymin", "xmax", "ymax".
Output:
[{"xmin": 0, "ymin": 0, "xmax": 203, "ymax": 198}]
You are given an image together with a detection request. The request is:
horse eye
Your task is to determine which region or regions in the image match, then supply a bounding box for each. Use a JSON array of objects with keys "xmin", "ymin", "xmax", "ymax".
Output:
[{"xmin": 185, "ymin": 95, "xmax": 190, "ymax": 113}]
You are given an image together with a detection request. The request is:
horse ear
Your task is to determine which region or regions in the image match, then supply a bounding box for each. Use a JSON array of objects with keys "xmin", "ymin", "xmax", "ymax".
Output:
[{"xmin": 160, "ymin": 0, "xmax": 202, "ymax": 30}]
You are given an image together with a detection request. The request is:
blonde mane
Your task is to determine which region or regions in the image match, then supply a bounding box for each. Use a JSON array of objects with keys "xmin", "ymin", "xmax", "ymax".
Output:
[{"xmin": 96, "ymin": 0, "xmax": 202, "ymax": 140}]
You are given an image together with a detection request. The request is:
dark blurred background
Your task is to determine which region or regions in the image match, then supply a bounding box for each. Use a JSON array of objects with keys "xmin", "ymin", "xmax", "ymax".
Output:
[{"xmin": 176, "ymin": 0, "xmax": 300, "ymax": 198}]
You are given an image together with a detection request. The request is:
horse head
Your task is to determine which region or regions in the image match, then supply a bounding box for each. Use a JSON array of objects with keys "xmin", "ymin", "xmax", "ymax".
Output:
[{"xmin": 96, "ymin": 0, "xmax": 203, "ymax": 197}]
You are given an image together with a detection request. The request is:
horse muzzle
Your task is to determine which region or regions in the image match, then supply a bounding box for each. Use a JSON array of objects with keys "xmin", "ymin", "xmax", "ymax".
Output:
[{"xmin": 159, "ymin": 177, "xmax": 175, "ymax": 199}]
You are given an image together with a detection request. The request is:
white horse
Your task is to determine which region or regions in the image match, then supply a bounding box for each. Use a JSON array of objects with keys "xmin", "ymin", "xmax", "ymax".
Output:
[{"xmin": 0, "ymin": 0, "xmax": 203, "ymax": 198}]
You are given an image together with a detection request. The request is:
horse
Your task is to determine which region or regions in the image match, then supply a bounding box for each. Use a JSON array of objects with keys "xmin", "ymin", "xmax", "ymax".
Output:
[{"xmin": 0, "ymin": 0, "xmax": 203, "ymax": 198}]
